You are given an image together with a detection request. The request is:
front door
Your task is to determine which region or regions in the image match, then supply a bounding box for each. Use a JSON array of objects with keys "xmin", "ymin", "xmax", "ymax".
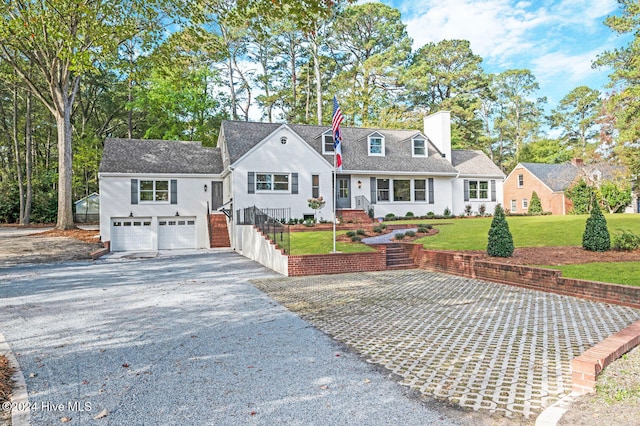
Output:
[
  {"xmin": 211, "ymin": 181, "xmax": 223, "ymax": 210},
  {"xmin": 336, "ymin": 176, "xmax": 351, "ymax": 209}
]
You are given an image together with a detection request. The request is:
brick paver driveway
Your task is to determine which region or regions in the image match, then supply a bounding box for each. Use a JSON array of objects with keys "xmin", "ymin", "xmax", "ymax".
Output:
[{"xmin": 252, "ymin": 270, "xmax": 640, "ymax": 421}]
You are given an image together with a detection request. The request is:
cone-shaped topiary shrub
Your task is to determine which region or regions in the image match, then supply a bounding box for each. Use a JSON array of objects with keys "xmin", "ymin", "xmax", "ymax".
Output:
[
  {"xmin": 487, "ymin": 204, "xmax": 514, "ymax": 257},
  {"xmin": 582, "ymin": 196, "xmax": 610, "ymax": 252},
  {"xmin": 528, "ymin": 191, "xmax": 543, "ymax": 215}
]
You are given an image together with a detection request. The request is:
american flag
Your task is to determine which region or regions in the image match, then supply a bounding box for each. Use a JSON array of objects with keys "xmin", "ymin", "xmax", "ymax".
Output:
[{"xmin": 332, "ymin": 96, "xmax": 344, "ymax": 171}]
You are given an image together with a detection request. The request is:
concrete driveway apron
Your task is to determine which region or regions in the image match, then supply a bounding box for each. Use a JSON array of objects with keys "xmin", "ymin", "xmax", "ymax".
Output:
[
  {"xmin": 252, "ymin": 269, "xmax": 640, "ymax": 421},
  {"xmin": 0, "ymin": 252, "xmax": 460, "ymax": 425}
]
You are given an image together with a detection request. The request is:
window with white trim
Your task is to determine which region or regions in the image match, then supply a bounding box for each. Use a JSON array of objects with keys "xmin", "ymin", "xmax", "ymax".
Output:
[
  {"xmin": 468, "ymin": 180, "xmax": 489, "ymax": 200},
  {"xmin": 256, "ymin": 173, "xmax": 290, "ymax": 192},
  {"xmin": 522, "ymin": 198, "xmax": 529, "ymax": 209},
  {"xmin": 517, "ymin": 174, "xmax": 524, "ymax": 187},
  {"xmin": 511, "ymin": 199, "xmax": 517, "ymax": 213},
  {"xmin": 322, "ymin": 134, "xmax": 334, "ymax": 153},
  {"xmin": 312, "ymin": 175, "xmax": 320, "ymax": 198},
  {"xmin": 368, "ymin": 134, "xmax": 385, "ymax": 156},
  {"xmin": 412, "ymin": 138, "xmax": 427, "ymax": 157},
  {"xmin": 140, "ymin": 180, "xmax": 169, "ymax": 202},
  {"xmin": 393, "ymin": 180, "xmax": 410, "ymax": 201},
  {"xmin": 376, "ymin": 179, "xmax": 389, "ymax": 201}
]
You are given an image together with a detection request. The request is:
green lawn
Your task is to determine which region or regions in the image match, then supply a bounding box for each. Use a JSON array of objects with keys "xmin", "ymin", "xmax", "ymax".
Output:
[
  {"xmin": 540, "ymin": 262, "xmax": 640, "ymax": 287},
  {"xmin": 287, "ymin": 230, "xmax": 375, "ymax": 255},
  {"xmin": 412, "ymin": 214, "xmax": 640, "ymax": 251},
  {"xmin": 288, "ymin": 214, "xmax": 640, "ymax": 286}
]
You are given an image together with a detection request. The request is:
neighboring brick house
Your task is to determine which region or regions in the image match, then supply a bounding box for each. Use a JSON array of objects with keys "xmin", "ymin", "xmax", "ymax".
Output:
[{"xmin": 503, "ymin": 158, "xmax": 633, "ymax": 215}]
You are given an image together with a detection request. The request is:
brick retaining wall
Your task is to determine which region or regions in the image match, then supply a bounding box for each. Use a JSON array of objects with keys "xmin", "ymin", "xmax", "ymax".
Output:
[
  {"xmin": 414, "ymin": 248, "xmax": 640, "ymax": 309},
  {"xmin": 288, "ymin": 247, "xmax": 387, "ymax": 276}
]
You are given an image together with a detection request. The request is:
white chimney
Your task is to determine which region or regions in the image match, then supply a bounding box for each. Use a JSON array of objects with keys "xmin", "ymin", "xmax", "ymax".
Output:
[{"xmin": 424, "ymin": 111, "xmax": 451, "ymax": 161}]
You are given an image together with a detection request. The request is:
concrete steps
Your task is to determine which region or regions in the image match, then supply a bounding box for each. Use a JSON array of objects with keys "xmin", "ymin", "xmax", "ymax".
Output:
[{"xmin": 209, "ymin": 214, "xmax": 230, "ymax": 248}]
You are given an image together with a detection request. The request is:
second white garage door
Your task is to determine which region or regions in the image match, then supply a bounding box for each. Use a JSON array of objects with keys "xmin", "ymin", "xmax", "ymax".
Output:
[{"xmin": 158, "ymin": 217, "xmax": 196, "ymax": 249}]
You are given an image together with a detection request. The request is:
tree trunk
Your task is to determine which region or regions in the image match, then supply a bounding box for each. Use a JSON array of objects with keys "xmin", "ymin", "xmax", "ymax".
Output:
[
  {"xmin": 23, "ymin": 91, "xmax": 33, "ymax": 225},
  {"xmin": 54, "ymin": 101, "xmax": 76, "ymax": 230},
  {"xmin": 12, "ymin": 84, "xmax": 25, "ymax": 225},
  {"xmin": 314, "ymin": 43, "xmax": 322, "ymax": 125}
]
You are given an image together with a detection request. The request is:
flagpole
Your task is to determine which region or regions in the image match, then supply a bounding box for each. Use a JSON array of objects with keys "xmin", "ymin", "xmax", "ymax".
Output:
[
  {"xmin": 333, "ymin": 150, "xmax": 337, "ymax": 253},
  {"xmin": 331, "ymin": 95, "xmax": 343, "ymax": 254}
]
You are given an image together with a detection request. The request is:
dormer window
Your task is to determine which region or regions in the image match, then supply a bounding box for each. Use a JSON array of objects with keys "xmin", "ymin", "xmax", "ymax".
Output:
[
  {"xmin": 322, "ymin": 133, "xmax": 334, "ymax": 154},
  {"xmin": 412, "ymin": 137, "xmax": 427, "ymax": 157},
  {"xmin": 368, "ymin": 133, "xmax": 385, "ymax": 156}
]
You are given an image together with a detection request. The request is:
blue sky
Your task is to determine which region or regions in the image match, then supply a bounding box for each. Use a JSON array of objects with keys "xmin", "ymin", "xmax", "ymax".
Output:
[{"xmin": 374, "ymin": 0, "xmax": 630, "ymax": 109}]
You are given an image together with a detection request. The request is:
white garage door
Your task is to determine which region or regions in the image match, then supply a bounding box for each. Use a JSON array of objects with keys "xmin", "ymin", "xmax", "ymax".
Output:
[
  {"xmin": 111, "ymin": 218, "xmax": 153, "ymax": 251},
  {"xmin": 158, "ymin": 217, "xmax": 196, "ymax": 249}
]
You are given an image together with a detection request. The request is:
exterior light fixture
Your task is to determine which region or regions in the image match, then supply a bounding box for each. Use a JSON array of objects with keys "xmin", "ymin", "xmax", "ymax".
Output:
[
  {"xmin": 129, "ymin": 212, "xmax": 133, "ymax": 217},
  {"xmin": 204, "ymin": 184, "xmax": 208, "ymax": 192},
  {"xmin": 175, "ymin": 212, "xmax": 180, "ymax": 216},
  {"xmin": 357, "ymin": 180, "xmax": 362, "ymax": 189}
]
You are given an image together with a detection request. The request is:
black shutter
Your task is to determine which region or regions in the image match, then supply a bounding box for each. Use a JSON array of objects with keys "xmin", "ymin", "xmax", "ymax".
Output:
[
  {"xmin": 491, "ymin": 180, "xmax": 496, "ymax": 202},
  {"xmin": 170, "ymin": 179, "xmax": 178, "ymax": 204},
  {"xmin": 248, "ymin": 172, "xmax": 255, "ymax": 194},
  {"xmin": 428, "ymin": 178, "xmax": 434, "ymax": 204},
  {"xmin": 464, "ymin": 179, "xmax": 469, "ymax": 202},
  {"xmin": 370, "ymin": 177, "xmax": 376, "ymax": 204},
  {"xmin": 131, "ymin": 179, "xmax": 138, "ymax": 204},
  {"xmin": 291, "ymin": 173, "xmax": 298, "ymax": 194}
]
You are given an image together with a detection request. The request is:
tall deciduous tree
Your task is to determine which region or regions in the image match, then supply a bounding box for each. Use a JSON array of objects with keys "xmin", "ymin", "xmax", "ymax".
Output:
[
  {"xmin": 548, "ymin": 86, "xmax": 602, "ymax": 158},
  {"xmin": 0, "ymin": 0, "xmax": 166, "ymax": 229}
]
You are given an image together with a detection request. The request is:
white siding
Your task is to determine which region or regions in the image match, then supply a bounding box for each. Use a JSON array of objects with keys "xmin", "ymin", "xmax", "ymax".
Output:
[
  {"xmin": 232, "ymin": 126, "xmax": 334, "ymax": 221},
  {"xmin": 99, "ymin": 174, "xmax": 219, "ymax": 250},
  {"xmin": 452, "ymin": 177, "xmax": 504, "ymax": 216},
  {"xmin": 351, "ymin": 174, "xmax": 454, "ymax": 218}
]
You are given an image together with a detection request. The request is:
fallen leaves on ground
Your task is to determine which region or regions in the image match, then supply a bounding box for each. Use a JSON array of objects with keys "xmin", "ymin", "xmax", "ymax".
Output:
[
  {"xmin": 0, "ymin": 355, "xmax": 14, "ymax": 404},
  {"xmin": 35, "ymin": 229, "xmax": 100, "ymax": 244}
]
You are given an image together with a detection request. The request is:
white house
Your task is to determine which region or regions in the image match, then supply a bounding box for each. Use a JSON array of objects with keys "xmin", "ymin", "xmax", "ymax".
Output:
[{"xmin": 98, "ymin": 111, "xmax": 505, "ymax": 252}]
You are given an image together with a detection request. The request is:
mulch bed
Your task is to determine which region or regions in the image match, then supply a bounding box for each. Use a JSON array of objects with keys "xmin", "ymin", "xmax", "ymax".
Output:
[
  {"xmin": 0, "ymin": 355, "xmax": 14, "ymax": 406},
  {"xmin": 34, "ymin": 228, "xmax": 101, "ymax": 244},
  {"xmin": 462, "ymin": 246, "xmax": 640, "ymax": 266}
]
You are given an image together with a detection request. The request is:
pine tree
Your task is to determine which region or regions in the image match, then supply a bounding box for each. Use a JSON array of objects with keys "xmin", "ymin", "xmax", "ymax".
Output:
[
  {"xmin": 528, "ymin": 191, "xmax": 543, "ymax": 215},
  {"xmin": 487, "ymin": 204, "xmax": 515, "ymax": 257},
  {"xmin": 582, "ymin": 196, "xmax": 610, "ymax": 252}
]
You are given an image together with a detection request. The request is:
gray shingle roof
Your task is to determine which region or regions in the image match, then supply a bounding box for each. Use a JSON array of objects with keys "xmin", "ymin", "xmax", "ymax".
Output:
[
  {"xmin": 521, "ymin": 163, "xmax": 580, "ymax": 191},
  {"xmin": 221, "ymin": 121, "xmax": 476, "ymax": 175},
  {"xmin": 452, "ymin": 150, "xmax": 505, "ymax": 177},
  {"xmin": 99, "ymin": 138, "xmax": 223, "ymax": 174}
]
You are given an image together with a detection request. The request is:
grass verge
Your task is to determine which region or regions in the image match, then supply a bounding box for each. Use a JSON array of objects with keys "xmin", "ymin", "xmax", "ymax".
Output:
[{"xmin": 540, "ymin": 262, "xmax": 640, "ymax": 287}]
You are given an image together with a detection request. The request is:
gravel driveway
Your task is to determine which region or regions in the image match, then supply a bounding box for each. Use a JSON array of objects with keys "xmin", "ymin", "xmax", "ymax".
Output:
[{"xmin": 0, "ymin": 251, "xmax": 462, "ymax": 425}]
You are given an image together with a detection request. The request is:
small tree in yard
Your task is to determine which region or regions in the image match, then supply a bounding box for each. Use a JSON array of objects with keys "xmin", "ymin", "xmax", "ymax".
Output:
[
  {"xmin": 307, "ymin": 196, "xmax": 326, "ymax": 223},
  {"xmin": 582, "ymin": 196, "xmax": 610, "ymax": 252},
  {"xmin": 487, "ymin": 204, "xmax": 514, "ymax": 257},
  {"xmin": 528, "ymin": 191, "xmax": 543, "ymax": 214}
]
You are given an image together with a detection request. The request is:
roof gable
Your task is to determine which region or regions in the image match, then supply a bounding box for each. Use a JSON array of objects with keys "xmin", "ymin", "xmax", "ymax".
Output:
[{"xmin": 232, "ymin": 123, "xmax": 332, "ymax": 168}]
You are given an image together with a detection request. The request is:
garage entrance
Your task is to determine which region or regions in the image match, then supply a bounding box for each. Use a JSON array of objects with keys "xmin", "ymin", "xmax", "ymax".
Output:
[
  {"xmin": 158, "ymin": 217, "xmax": 196, "ymax": 249},
  {"xmin": 111, "ymin": 218, "xmax": 153, "ymax": 251}
]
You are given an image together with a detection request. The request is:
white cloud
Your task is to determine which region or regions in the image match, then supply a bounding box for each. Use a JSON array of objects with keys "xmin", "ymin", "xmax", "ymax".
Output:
[
  {"xmin": 531, "ymin": 50, "xmax": 601, "ymax": 83},
  {"xmin": 404, "ymin": 0, "xmax": 553, "ymax": 62}
]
